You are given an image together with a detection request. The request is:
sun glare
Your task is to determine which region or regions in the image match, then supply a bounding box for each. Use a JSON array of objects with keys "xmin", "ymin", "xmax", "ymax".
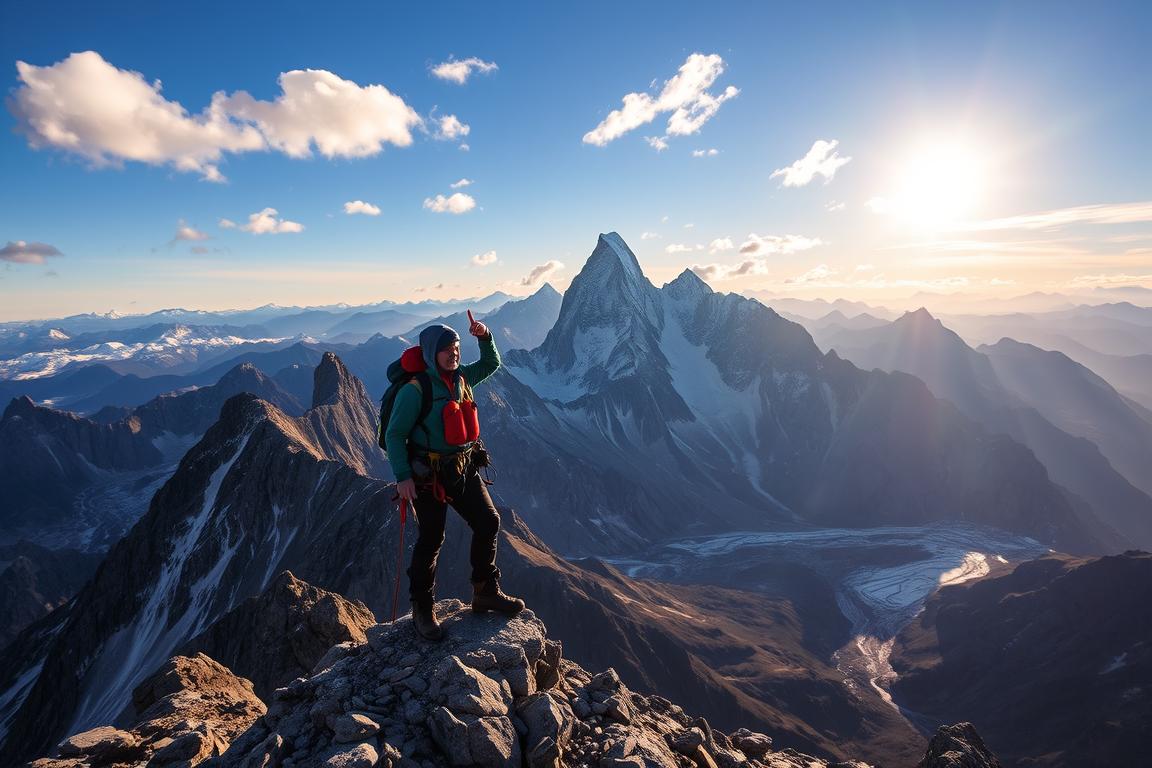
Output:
[{"xmin": 879, "ymin": 139, "xmax": 989, "ymax": 229}]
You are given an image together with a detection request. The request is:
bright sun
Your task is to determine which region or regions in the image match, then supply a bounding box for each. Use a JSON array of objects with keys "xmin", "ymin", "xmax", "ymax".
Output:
[{"xmin": 877, "ymin": 139, "xmax": 988, "ymax": 229}]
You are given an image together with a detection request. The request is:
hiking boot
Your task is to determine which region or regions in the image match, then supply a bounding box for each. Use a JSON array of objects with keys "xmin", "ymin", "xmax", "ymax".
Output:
[
  {"xmin": 412, "ymin": 601, "xmax": 443, "ymax": 641},
  {"xmin": 472, "ymin": 580, "xmax": 525, "ymax": 615}
]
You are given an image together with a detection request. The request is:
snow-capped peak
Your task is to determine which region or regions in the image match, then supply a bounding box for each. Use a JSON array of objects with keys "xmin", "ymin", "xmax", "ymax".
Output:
[{"xmin": 595, "ymin": 232, "xmax": 647, "ymax": 285}]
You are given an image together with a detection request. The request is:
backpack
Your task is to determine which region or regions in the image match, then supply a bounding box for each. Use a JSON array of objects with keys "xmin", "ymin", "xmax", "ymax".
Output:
[{"xmin": 377, "ymin": 347, "xmax": 434, "ymax": 456}]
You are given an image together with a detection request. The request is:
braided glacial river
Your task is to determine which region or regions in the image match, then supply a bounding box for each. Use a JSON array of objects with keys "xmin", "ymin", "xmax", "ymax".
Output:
[{"xmin": 604, "ymin": 522, "xmax": 1050, "ymax": 731}]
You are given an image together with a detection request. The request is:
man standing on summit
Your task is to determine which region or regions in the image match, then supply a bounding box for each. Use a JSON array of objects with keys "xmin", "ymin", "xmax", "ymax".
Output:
[{"xmin": 383, "ymin": 312, "xmax": 524, "ymax": 641}]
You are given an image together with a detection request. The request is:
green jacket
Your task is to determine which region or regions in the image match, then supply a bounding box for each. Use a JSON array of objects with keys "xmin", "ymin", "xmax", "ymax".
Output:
[{"xmin": 385, "ymin": 334, "xmax": 500, "ymax": 481}]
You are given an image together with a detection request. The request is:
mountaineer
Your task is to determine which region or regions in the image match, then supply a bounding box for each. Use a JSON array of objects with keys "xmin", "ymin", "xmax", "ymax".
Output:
[{"xmin": 380, "ymin": 313, "xmax": 525, "ymax": 641}]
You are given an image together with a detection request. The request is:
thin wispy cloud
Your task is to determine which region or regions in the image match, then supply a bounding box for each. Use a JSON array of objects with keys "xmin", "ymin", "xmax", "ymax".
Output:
[
  {"xmin": 0, "ymin": 240, "xmax": 63, "ymax": 263},
  {"xmin": 955, "ymin": 201, "xmax": 1152, "ymax": 231},
  {"xmin": 645, "ymin": 136, "xmax": 669, "ymax": 151},
  {"xmin": 10, "ymin": 51, "xmax": 425, "ymax": 181},
  {"xmin": 692, "ymin": 148, "xmax": 719, "ymax": 157},
  {"xmin": 423, "ymin": 192, "xmax": 476, "ymax": 214},
  {"xmin": 641, "ymin": 232, "xmax": 661, "ymax": 240},
  {"xmin": 344, "ymin": 200, "xmax": 381, "ymax": 216},
  {"xmin": 583, "ymin": 53, "xmax": 739, "ymax": 147},
  {"xmin": 785, "ymin": 264, "xmax": 839, "ymax": 284},
  {"xmin": 450, "ymin": 178, "xmax": 473, "ymax": 189},
  {"xmin": 219, "ymin": 208, "xmax": 304, "ymax": 234},
  {"xmin": 430, "ymin": 57, "xmax": 498, "ymax": 84},
  {"xmin": 665, "ymin": 243, "xmax": 701, "ymax": 254},
  {"xmin": 521, "ymin": 260, "xmax": 563, "ymax": 286},
  {"xmin": 1068, "ymin": 272, "xmax": 1152, "ymax": 288},
  {"xmin": 771, "ymin": 140, "xmax": 851, "ymax": 187},
  {"xmin": 738, "ymin": 233, "xmax": 823, "ymax": 256}
]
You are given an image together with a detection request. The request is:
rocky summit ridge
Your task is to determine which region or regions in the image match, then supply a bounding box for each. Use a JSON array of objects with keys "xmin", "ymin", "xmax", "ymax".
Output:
[{"xmin": 31, "ymin": 600, "xmax": 995, "ymax": 768}]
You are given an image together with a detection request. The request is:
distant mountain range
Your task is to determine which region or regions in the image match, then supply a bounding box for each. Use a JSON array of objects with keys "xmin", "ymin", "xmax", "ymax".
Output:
[{"xmin": 803, "ymin": 307, "xmax": 1152, "ymax": 550}]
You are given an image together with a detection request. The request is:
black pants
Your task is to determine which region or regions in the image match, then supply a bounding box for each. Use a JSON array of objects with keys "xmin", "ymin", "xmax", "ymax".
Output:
[{"xmin": 408, "ymin": 467, "xmax": 501, "ymax": 606}]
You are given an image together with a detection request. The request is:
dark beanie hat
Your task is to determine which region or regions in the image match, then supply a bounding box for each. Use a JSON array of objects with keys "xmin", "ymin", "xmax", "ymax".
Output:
[{"xmin": 418, "ymin": 324, "xmax": 460, "ymax": 371}]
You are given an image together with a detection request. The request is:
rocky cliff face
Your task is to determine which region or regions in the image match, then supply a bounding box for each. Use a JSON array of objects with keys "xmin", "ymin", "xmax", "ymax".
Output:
[
  {"xmin": 305, "ymin": 352, "xmax": 390, "ymax": 479},
  {"xmin": 0, "ymin": 361, "xmax": 307, "ymax": 550},
  {"xmin": 178, "ymin": 570, "xmax": 376, "ymax": 702},
  {"xmin": 31, "ymin": 603, "xmax": 998, "ymax": 768},
  {"xmin": 891, "ymin": 551, "xmax": 1152, "ymax": 767},
  {"xmin": 0, "ymin": 362, "xmax": 401, "ymax": 762},
  {"xmin": 0, "ymin": 542, "xmax": 102, "ymax": 651},
  {"xmin": 31, "ymin": 653, "xmax": 265, "ymax": 768}
]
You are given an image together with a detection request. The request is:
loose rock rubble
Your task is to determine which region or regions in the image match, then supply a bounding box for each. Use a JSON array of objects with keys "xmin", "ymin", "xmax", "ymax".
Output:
[
  {"xmin": 31, "ymin": 653, "xmax": 266, "ymax": 767},
  {"xmin": 214, "ymin": 601, "xmax": 866, "ymax": 768},
  {"xmin": 916, "ymin": 722, "xmax": 1002, "ymax": 768}
]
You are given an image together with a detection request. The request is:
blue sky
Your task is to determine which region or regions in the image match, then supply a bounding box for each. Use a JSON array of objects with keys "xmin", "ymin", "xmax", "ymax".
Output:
[{"xmin": 2, "ymin": 0, "xmax": 1150, "ymax": 321}]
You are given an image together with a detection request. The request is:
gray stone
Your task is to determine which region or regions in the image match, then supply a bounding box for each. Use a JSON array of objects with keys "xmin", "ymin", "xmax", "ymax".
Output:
[
  {"xmin": 527, "ymin": 736, "xmax": 561, "ymax": 768},
  {"xmin": 588, "ymin": 668, "xmax": 622, "ymax": 694},
  {"xmin": 398, "ymin": 676, "xmax": 427, "ymax": 696},
  {"xmin": 427, "ymin": 707, "xmax": 472, "ymax": 766},
  {"xmin": 605, "ymin": 694, "xmax": 634, "ymax": 725},
  {"xmin": 433, "ymin": 656, "xmax": 507, "ymax": 717},
  {"xmin": 310, "ymin": 698, "xmax": 344, "ymax": 728},
  {"xmin": 670, "ymin": 727, "xmax": 705, "ymax": 755},
  {"xmin": 729, "ymin": 728, "xmax": 772, "ymax": 759},
  {"xmin": 518, "ymin": 692, "xmax": 575, "ymax": 754},
  {"xmin": 313, "ymin": 643, "xmax": 360, "ymax": 676},
  {"xmin": 402, "ymin": 699, "xmax": 427, "ymax": 725},
  {"xmin": 599, "ymin": 758, "xmax": 644, "ymax": 768},
  {"xmin": 150, "ymin": 730, "xmax": 210, "ymax": 764},
  {"xmin": 57, "ymin": 726, "xmax": 138, "ymax": 758},
  {"xmin": 467, "ymin": 716, "xmax": 520, "ymax": 768},
  {"xmin": 321, "ymin": 742, "xmax": 378, "ymax": 768},
  {"xmin": 331, "ymin": 713, "xmax": 380, "ymax": 743}
]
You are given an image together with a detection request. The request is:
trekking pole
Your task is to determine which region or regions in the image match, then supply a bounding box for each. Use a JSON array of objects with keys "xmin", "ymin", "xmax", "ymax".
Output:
[{"xmin": 390, "ymin": 496, "xmax": 408, "ymax": 622}]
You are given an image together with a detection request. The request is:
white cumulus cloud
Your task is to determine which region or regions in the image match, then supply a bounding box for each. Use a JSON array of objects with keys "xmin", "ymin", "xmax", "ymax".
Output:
[
  {"xmin": 645, "ymin": 136, "xmax": 669, "ymax": 152},
  {"xmin": 690, "ymin": 259, "xmax": 767, "ymax": 281},
  {"xmin": 10, "ymin": 51, "xmax": 425, "ymax": 181},
  {"xmin": 471, "ymin": 250, "xmax": 498, "ymax": 266},
  {"xmin": 692, "ymin": 148, "xmax": 720, "ymax": 157},
  {"xmin": 665, "ymin": 243, "xmax": 700, "ymax": 254},
  {"xmin": 431, "ymin": 57, "xmax": 498, "ymax": 85},
  {"xmin": 344, "ymin": 200, "xmax": 381, "ymax": 216},
  {"xmin": 771, "ymin": 140, "xmax": 852, "ymax": 187},
  {"xmin": 0, "ymin": 240, "xmax": 63, "ymax": 263},
  {"xmin": 435, "ymin": 114, "xmax": 470, "ymax": 141},
  {"xmin": 174, "ymin": 220, "xmax": 209, "ymax": 241},
  {"xmin": 423, "ymin": 193, "xmax": 476, "ymax": 214},
  {"xmin": 739, "ymin": 233, "xmax": 824, "ymax": 256},
  {"xmin": 708, "ymin": 237, "xmax": 734, "ymax": 254},
  {"xmin": 220, "ymin": 208, "xmax": 304, "ymax": 234},
  {"xmin": 583, "ymin": 53, "xmax": 738, "ymax": 147},
  {"xmin": 521, "ymin": 260, "xmax": 563, "ymax": 286},
  {"xmin": 450, "ymin": 178, "xmax": 473, "ymax": 189}
]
